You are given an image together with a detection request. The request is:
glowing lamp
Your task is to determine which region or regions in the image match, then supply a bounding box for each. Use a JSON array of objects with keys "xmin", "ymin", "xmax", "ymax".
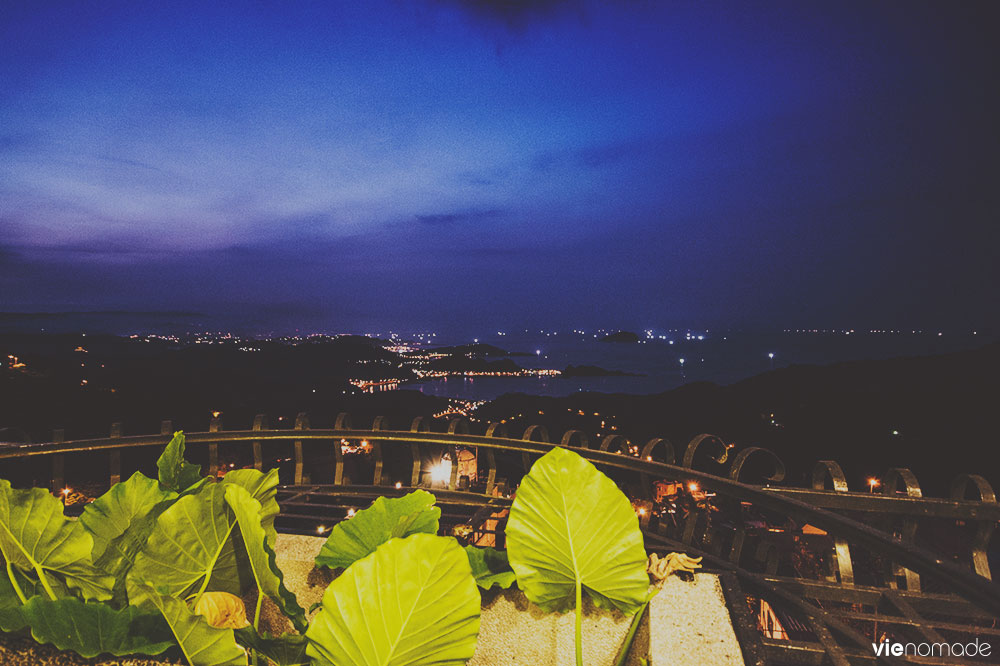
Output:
[{"xmin": 430, "ymin": 459, "xmax": 452, "ymax": 484}]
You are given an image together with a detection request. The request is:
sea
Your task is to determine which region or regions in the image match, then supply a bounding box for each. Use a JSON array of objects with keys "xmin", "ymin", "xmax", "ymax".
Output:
[
  {"xmin": 0, "ymin": 311, "xmax": 990, "ymax": 401},
  {"xmin": 411, "ymin": 329, "xmax": 990, "ymax": 400}
]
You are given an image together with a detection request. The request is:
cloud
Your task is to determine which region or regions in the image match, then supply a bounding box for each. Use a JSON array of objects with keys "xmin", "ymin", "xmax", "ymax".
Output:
[
  {"xmin": 435, "ymin": 0, "xmax": 587, "ymax": 31},
  {"xmin": 0, "ymin": 132, "xmax": 42, "ymax": 153},
  {"xmin": 531, "ymin": 136, "xmax": 647, "ymax": 172},
  {"xmin": 94, "ymin": 155, "xmax": 165, "ymax": 172},
  {"xmin": 415, "ymin": 209, "xmax": 505, "ymax": 225}
]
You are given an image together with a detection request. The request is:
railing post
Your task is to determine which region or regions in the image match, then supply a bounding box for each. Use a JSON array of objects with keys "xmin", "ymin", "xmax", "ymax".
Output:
[
  {"xmin": 951, "ymin": 473, "xmax": 996, "ymax": 580},
  {"xmin": 883, "ymin": 467, "xmax": 922, "ymax": 591},
  {"xmin": 560, "ymin": 429, "xmax": 591, "ymax": 449},
  {"xmin": 446, "ymin": 419, "xmax": 469, "ymax": 490},
  {"xmin": 484, "ymin": 422, "xmax": 506, "ymax": 496},
  {"xmin": 108, "ymin": 422, "xmax": 122, "ymax": 486},
  {"xmin": 51, "ymin": 429, "xmax": 65, "ymax": 492},
  {"xmin": 293, "ymin": 412, "xmax": 309, "ymax": 485},
  {"xmin": 409, "ymin": 417, "xmax": 430, "ymax": 488},
  {"xmin": 639, "ymin": 438, "xmax": 674, "ymax": 500},
  {"xmin": 332, "ymin": 413, "xmax": 350, "ymax": 485},
  {"xmin": 252, "ymin": 414, "xmax": 268, "ymax": 471},
  {"xmin": 371, "ymin": 416, "xmax": 387, "ymax": 486},
  {"xmin": 521, "ymin": 425, "xmax": 549, "ymax": 474},
  {"xmin": 208, "ymin": 416, "xmax": 222, "ymax": 477},
  {"xmin": 812, "ymin": 461, "xmax": 855, "ymax": 586},
  {"xmin": 599, "ymin": 434, "xmax": 629, "ymax": 454}
]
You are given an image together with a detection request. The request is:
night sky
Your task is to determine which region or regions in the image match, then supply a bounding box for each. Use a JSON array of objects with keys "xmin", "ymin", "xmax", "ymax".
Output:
[{"xmin": 2, "ymin": 1, "xmax": 997, "ymax": 334}]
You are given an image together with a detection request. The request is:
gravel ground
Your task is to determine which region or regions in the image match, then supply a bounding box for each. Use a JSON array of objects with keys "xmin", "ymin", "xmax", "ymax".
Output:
[
  {"xmin": 649, "ymin": 573, "xmax": 745, "ymax": 666},
  {"xmin": 0, "ymin": 634, "xmax": 184, "ymax": 666}
]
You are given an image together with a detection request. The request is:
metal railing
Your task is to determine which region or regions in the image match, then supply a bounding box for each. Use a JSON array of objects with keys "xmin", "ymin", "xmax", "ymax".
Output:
[{"xmin": 2, "ymin": 413, "xmax": 998, "ymax": 665}]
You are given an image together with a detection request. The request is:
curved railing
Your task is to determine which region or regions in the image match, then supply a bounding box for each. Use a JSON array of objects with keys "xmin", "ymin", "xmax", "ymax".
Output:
[{"xmin": 3, "ymin": 414, "xmax": 998, "ymax": 665}]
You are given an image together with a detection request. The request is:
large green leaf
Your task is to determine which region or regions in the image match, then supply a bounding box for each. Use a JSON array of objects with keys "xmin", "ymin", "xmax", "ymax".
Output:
[
  {"xmin": 465, "ymin": 545, "xmax": 516, "ymax": 590},
  {"xmin": 505, "ymin": 447, "xmax": 648, "ymax": 615},
  {"xmin": 224, "ymin": 485, "xmax": 305, "ymax": 632},
  {"xmin": 18, "ymin": 596, "xmax": 174, "ymax": 658},
  {"xmin": 234, "ymin": 627, "xmax": 308, "ymax": 666},
  {"xmin": 134, "ymin": 584, "xmax": 247, "ymax": 666},
  {"xmin": 0, "ymin": 558, "xmax": 35, "ymax": 631},
  {"xmin": 314, "ymin": 489, "xmax": 440, "ymax": 570},
  {"xmin": 158, "ymin": 431, "xmax": 205, "ymax": 493},
  {"xmin": 0, "ymin": 480, "xmax": 114, "ymax": 601},
  {"xmin": 306, "ymin": 533, "xmax": 480, "ymax": 666},
  {"xmin": 129, "ymin": 482, "xmax": 239, "ymax": 600},
  {"xmin": 80, "ymin": 471, "xmax": 177, "ymax": 603},
  {"xmin": 82, "ymin": 471, "xmax": 176, "ymax": 560},
  {"xmin": 221, "ymin": 468, "xmax": 279, "ymax": 546}
]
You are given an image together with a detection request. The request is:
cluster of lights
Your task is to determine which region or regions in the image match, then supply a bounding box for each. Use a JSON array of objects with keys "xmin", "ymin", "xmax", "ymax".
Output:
[
  {"xmin": 429, "ymin": 458, "xmax": 452, "ymax": 484},
  {"xmin": 433, "ymin": 398, "xmax": 487, "ymax": 420},
  {"xmin": 349, "ymin": 378, "xmax": 401, "ymax": 393},
  {"xmin": 339, "ymin": 438, "xmax": 372, "ymax": 454}
]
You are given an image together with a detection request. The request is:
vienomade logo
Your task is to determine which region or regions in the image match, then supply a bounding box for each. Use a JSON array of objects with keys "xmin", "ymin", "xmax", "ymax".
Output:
[{"xmin": 872, "ymin": 639, "xmax": 992, "ymax": 658}]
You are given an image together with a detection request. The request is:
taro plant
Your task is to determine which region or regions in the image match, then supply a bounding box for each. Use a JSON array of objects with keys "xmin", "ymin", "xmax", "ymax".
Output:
[
  {"xmin": 505, "ymin": 446, "xmax": 649, "ymax": 666},
  {"xmin": 309, "ymin": 489, "xmax": 486, "ymax": 664},
  {"xmin": 1, "ymin": 434, "xmax": 489, "ymax": 666},
  {"xmin": 314, "ymin": 488, "xmax": 441, "ymax": 569},
  {"xmin": 1, "ymin": 432, "xmax": 303, "ymax": 666},
  {"xmin": 3, "ymin": 435, "xmax": 648, "ymax": 666},
  {"xmin": 307, "ymin": 533, "xmax": 481, "ymax": 666}
]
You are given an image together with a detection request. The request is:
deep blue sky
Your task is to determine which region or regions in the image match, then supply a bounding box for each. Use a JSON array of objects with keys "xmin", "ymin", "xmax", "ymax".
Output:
[{"xmin": 2, "ymin": 1, "xmax": 997, "ymax": 334}]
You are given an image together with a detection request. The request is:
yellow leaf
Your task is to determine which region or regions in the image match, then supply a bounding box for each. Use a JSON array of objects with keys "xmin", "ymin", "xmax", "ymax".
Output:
[{"xmin": 193, "ymin": 591, "xmax": 250, "ymax": 629}]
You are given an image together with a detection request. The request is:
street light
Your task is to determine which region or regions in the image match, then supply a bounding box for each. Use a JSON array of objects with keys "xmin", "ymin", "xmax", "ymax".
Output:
[
  {"xmin": 768, "ymin": 352, "xmax": 775, "ymax": 369},
  {"xmin": 868, "ymin": 478, "xmax": 880, "ymax": 493}
]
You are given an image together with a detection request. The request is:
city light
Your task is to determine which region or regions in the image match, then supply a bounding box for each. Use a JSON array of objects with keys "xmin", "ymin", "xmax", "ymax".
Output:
[
  {"xmin": 395, "ymin": 481, "xmax": 402, "ymax": 489},
  {"xmin": 316, "ymin": 525, "xmax": 326, "ymax": 534},
  {"xmin": 346, "ymin": 508, "xmax": 356, "ymax": 518},
  {"xmin": 430, "ymin": 459, "xmax": 452, "ymax": 484},
  {"xmin": 688, "ymin": 482, "xmax": 699, "ymax": 493},
  {"xmin": 637, "ymin": 507, "xmax": 647, "ymax": 516},
  {"xmin": 868, "ymin": 478, "xmax": 880, "ymax": 492}
]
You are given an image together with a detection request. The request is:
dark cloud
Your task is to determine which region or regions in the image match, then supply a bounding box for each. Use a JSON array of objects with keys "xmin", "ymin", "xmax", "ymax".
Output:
[
  {"xmin": 436, "ymin": 0, "xmax": 587, "ymax": 31},
  {"xmin": 531, "ymin": 136, "xmax": 647, "ymax": 172}
]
